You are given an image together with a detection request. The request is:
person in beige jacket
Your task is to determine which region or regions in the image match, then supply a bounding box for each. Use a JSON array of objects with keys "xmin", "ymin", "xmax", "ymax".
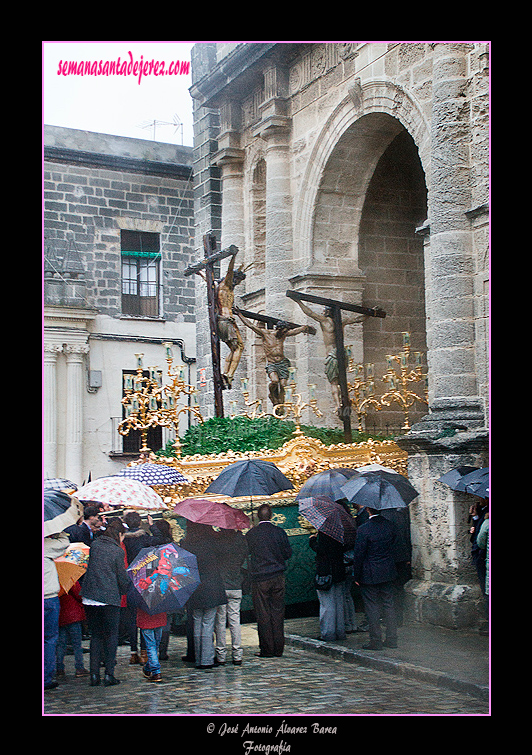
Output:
[{"xmin": 44, "ymin": 532, "xmax": 69, "ymax": 690}]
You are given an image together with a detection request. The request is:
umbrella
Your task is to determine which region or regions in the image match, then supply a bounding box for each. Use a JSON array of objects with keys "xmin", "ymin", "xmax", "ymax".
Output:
[
  {"xmin": 341, "ymin": 470, "xmax": 419, "ymax": 511},
  {"xmin": 205, "ymin": 459, "xmax": 293, "ymax": 498},
  {"xmin": 44, "ymin": 478, "xmax": 78, "ymax": 492},
  {"xmin": 436, "ymin": 466, "xmax": 480, "ymax": 491},
  {"xmin": 298, "ymin": 496, "xmax": 357, "ymax": 545},
  {"xmin": 355, "ymin": 464, "xmax": 402, "ymax": 475},
  {"xmin": 54, "ymin": 543, "xmax": 90, "ymax": 596},
  {"xmin": 76, "ymin": 477, "xmax": 166, "ymax": 510},
  {"xmin": 127, "ymin": 542, "xmax": 200, "ymax": 614},
  {"xmin": 173, "ymin": 498, "xmax": 251, "ymax": 531},
  {"xmin": 457, "ymin": 467, "xmax": 489, "ymax": 499},
  {"xmin": 44, "ymin": 490, "xmax": 84, "ymax": 537},
  {"xmin": 295, "ymin": 468, "xmax": 359, "ymax": 502},
  {"xmin": 115, "ymin": 463, "xmax": 189, "ymax": 486}
]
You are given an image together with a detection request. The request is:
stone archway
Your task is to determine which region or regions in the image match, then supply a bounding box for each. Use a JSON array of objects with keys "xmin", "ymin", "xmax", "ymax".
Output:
[{"xmin": 291, "ymin": 83, "xmax": 430, "ymax": 431}]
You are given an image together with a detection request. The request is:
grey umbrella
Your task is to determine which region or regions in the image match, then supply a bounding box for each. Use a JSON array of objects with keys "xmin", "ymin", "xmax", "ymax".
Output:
[{"xmin": 341, "ymin": 470, "xmax": 418, "ymax": 511}]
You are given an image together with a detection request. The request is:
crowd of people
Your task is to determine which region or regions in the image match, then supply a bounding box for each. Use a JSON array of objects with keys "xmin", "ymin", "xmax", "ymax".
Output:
[{"xmin": 43, "ymin": 493, "xmax": 489, "ymax": 691}]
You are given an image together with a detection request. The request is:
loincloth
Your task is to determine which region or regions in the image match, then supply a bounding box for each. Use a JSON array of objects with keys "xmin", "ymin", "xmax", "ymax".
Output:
[{"xmin": 265, "ymin": 357, "xmax": 291, "ymax": 380}]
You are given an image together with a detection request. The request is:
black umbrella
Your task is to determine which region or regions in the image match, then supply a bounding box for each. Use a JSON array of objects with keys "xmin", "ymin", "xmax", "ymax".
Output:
[
  {"xmin": 205, "ymin": 459, "xmax": 293, "ymax": 515},
  {"xmin": 295, "ymin": 468, "xmax": 359, "ymax": 502},
  {"xmin": 457, "ymin": 467, "xmax": 489, "ymax": 499},
  {"xmin": 44, "ymin": 490, "xmax": 83, "ymax": 537},
  {"xmin": 340, "ymin": 470, "xmax": 418, "ymax": 511},
  {"xmin": 436, "ymin": 466, "xmax": 480, "ymax": 491},
  {"xmin": 205, "ymin": 459, "xmax": 293, "ymax": 497}
]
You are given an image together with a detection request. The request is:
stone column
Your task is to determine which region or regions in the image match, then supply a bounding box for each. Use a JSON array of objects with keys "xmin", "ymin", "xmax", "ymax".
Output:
[
  {"xmin": 254, "ymin": 64, "xmax": 292, "ymax": 321},
  {"xmin": 64, "ymin": 344, "xmax": 89, "ymax": 486},
  {"xmin": 422, "ymin": 42, "xmax": 484, "ymax": 431},
  {"xmin": 397, "ymin": 44, "xmax": 489, "ymax": 630},
  {"xmin": 43, "ymin": 343, "xmax": 62, "ymax": 478}
]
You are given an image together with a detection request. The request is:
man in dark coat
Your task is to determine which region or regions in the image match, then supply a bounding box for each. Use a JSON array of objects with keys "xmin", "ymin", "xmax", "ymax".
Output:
[
  {"xmin": 64, "ymin": 503, "xmax": 106, "ymax": 545},
  {"xmin": 245, "ymin": 504, "xmax": 292, "ymax": 658},
  {"xmin": 352, "ymin": 508, "xmax": 399, "ymax": 650}
]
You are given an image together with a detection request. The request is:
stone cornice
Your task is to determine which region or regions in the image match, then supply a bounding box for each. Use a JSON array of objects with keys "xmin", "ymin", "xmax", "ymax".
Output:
[{"xmin": 43, "ymin": 146, "xmax": 193, "ymax": 180}]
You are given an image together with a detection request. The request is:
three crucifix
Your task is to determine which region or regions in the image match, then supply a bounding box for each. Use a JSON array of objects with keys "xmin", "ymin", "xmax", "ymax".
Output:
[{"xmin": 185, "ymin": 235, "xmax": 386, "ymax": 441}]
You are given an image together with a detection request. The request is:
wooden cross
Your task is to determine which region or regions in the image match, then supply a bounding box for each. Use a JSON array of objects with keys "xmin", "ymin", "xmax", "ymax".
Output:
[
  {"xmin": 286, "ymin": 289, "xmax": 386, "ymax": 442},
  {"xmin": 233, "ymin": 306, "xmax": 316, "ymax": 335},
  {"xmin": 184, "ymin": 234, "xmax": 238, "ymax": 417}
]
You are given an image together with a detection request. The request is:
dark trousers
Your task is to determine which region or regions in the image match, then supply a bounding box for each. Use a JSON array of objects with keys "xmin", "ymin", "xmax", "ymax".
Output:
[
  {"xmin": 252, "ymin": 573, "xmax": 286, "ymax": 657},
  {"xmin": 361, "ymin": 582, "xmax": 397, "ymax": 647},
  {"xmin": 85, "ymin": 605, "xmax": 121, "ymax": 676}
]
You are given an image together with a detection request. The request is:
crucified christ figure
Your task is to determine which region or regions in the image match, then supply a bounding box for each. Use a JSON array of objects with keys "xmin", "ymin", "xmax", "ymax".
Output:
[
  {"xmin": 293, "ymin": 298, "xmax": 368, "ymax": 417},
  {"xmin": 235, "ymin": 311, "xmax": 314, "ymax": 407},
  {"xmin": 215, "ymin": 252, "xmax": 246, "ymax": 389}
]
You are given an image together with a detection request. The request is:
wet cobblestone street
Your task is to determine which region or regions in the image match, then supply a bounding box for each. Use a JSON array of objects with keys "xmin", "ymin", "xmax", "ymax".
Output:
[{"xmin": 44, "ymin": 624, "xmax": 488, "ymax": 718}]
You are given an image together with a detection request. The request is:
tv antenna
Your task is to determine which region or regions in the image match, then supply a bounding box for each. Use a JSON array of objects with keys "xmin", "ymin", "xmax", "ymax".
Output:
[{"xmin": 137, "ymin": 114, "xmax": 184, "ymax": 144}]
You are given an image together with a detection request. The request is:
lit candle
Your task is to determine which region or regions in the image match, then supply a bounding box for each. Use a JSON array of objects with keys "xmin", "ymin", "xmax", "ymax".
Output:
[
  {"xmin": 414, "ymin": 352, "xmax": 422, "ymax": 366},
  {"xmin": 402, "ymin": 332, "xmax": 410, "ymax": 347},
  {"xmin": 132, "ymin": 397, "xmax": 139, "ymax": 412},
  {"xmin": 288, "ymin": 367, "xmax": 297, "ymax": 383},
  {"xmin": 285, "ymin": 387, "xmax": 293, "ymax": 403},
  {"xmin": 124, "ymin": 374, "xmax": 133, "ymax": 390},
  {"xmin": 177, "ymin": 364, "xmax": 185, "ymax": 381},
  {"xmin": 230, "ymin": 400, "xmax": 237, "ymax": 415},
  {"xmin": 135, "ymin": 353, "xmax": 144, "ymax": 368},
  {"xmin": 386, "ymin": 355, "xmax": 393, "ymax": 369},
  {"xmin": 163, "ymin": 342, "xmax": 173, "ymax": 359},
  {"xmin": 367, "ymin": 380, "xmax": 375, "ymax": 396},
  {"xmin": 366, "ymin": 363, "xmax": 374, "ymax": 378},
  {"xmin": 149, "ymin": 395, "xmax": 158, "ymax": 411},
  {"xmin": 241, "ymin": 377, "xmax": 249, "ymax": 392},
  {"xmin": 400, "ymin": 352, "xmax": 408, "ymax": 368},
  {"xmin": 309, "ymin": 384, "xmax": 316, "ymax": 400}
]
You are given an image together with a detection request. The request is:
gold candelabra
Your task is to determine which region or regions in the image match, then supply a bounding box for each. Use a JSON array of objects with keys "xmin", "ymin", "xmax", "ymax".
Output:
[
  {"xmin": 346, "ymin": 355, "xmax": 383, "ymax": 431},
  {"xmin": 118, "ymin": 347, "xmax": 203, "ymax": 457},
  {"xmin": 272, "ymin": 369, "xmax": 323, "ymax": 435},
  {"xmin": 380, "ymin": 332, "xmax": 428, "ymax": 430},
  {"xmin": 228, "ymin": 377, "xmax": 269, "ymax": 420}
]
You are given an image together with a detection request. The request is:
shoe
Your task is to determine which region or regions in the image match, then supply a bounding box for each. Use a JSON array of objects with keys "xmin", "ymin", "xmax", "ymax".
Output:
[
  {"xmin": 362, "ymin": 642, "xmax": 383, "ymax": 651},
  {"xmin": 214, "ymin": 658, "xmax": 226, "ymax": 666},
  {"xmin": 232, "ymin": 659, "xmax": 242, "ymax": 666},
  {"xmin": 142, "ymin": 664, "xmax": 151, "ymax": 679},
  {"xmin": 148, "ymin": 673, "xmax": 162, "ymax": 682},
  {"xmin": 103, "ymin": 674, "xmax": 120, "ymax": 686},
  {"xmin": 129, "ymin": 652, "xmax": 141, "ymax": 665},
  {"xmin": 195, "ymin": 664, "xmax": 214, "ymax": 670},
  {"xmin": 159, "ymin": 654, "xmax": 169, "ymax": 661},
  {"xmin": 254, "ymin": 652, "xmax": 274, "ymax": 658},
  {"xmin": 181, "ymin": 655, "xmax": 195, "ymax": 663},
  {"xmin": 75, "ymin": 668, "xmax": 90, "ymax": 677},
  {"xmin": 44, "ymin": 681, "xmax": 59, "ymax": 690},
  {"xmin": 90, "ymin": 674, "xmax": 100, "ymax": 686}
]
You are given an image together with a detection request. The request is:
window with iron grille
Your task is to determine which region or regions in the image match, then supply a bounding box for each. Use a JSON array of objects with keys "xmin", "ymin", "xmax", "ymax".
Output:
[{"xmin": 121, "ymin": 230, "xmax": 161, "ymax": 317}]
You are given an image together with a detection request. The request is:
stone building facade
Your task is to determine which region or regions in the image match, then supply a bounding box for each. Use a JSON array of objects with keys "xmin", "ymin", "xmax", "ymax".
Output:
[
  {"xmin": 43, "ymin": 125, "xmax": 197, "ymax": 484},
  {"xmin": 190, "ymin": 42, "xmax": 490, "ymax": 628}
]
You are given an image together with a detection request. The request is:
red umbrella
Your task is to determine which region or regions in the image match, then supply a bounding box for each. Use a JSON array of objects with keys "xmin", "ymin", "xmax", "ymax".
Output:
[{"xmin": 173, "ymin": 498, "xmax": 251, "ymax": 531}]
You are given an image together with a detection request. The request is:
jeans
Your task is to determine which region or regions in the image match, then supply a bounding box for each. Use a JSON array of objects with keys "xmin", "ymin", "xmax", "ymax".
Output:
[
  {"xmin": 141, "ymin": 627, "xmax": 163, "ymax": 675},
  {"xmin": 56, "ymin": 621, "xmax": 85, "ymax": 672},
  {"xmin": 44, "ymin": 597, "xmax": 60, "ymax": 686},
  {"xmin": 215, "ymin": 589, "xmax": 243, "ymax": 662},
  {"xmin": 317, "ymin": 581, "xmax": 346, "ymax": 641},
  {"xmin": 193, "ymin": 607, "xmax": 218, "ymax": 667},
  {"xmin": 84, "ymin": 604, "xmax": 121, "ymax": 676}
]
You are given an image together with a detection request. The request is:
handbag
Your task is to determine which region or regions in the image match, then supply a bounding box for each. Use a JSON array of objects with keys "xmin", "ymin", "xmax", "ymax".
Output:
[{"xmin": 314, "ymin": 573, "xmax": 333, "ymax": 591}]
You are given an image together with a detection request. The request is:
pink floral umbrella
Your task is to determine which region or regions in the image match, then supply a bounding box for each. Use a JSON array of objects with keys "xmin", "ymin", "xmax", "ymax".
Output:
[{"xmin": 76, "ymin": 477, "xmax": 167, "ymax": 510}]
